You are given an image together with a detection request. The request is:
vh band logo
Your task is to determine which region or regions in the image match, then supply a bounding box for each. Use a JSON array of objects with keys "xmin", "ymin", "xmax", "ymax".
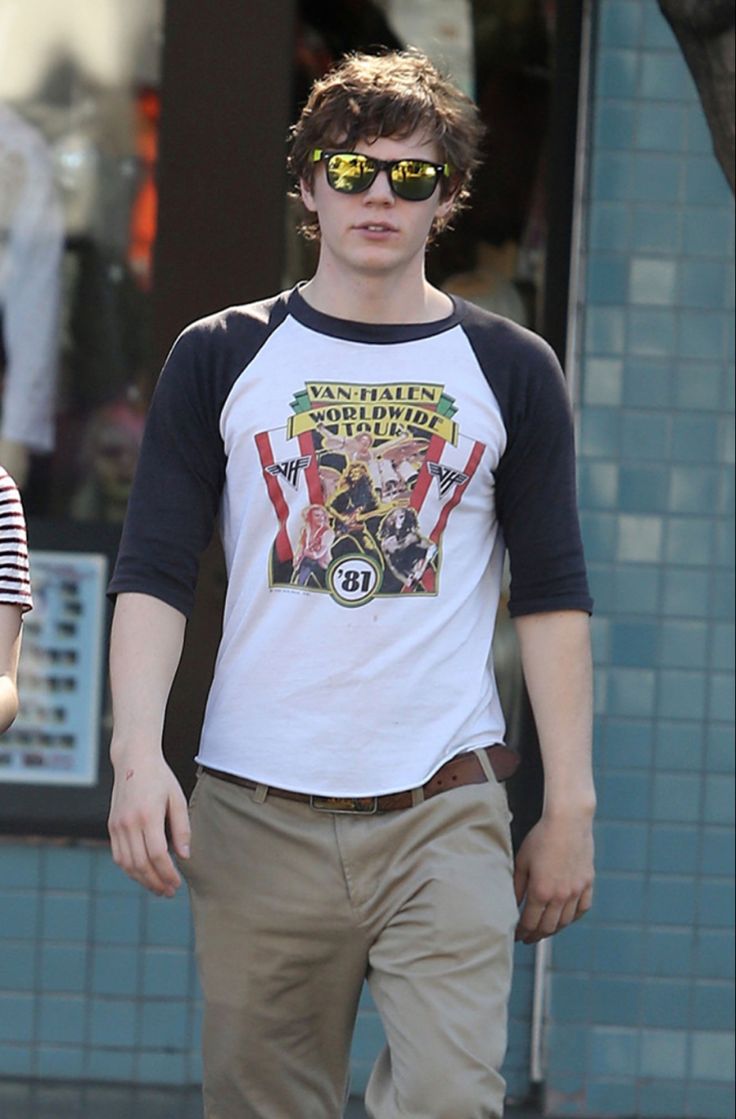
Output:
[{"xmin": 255, "ymin": 380, "xmax": 485, "ymax": 607}]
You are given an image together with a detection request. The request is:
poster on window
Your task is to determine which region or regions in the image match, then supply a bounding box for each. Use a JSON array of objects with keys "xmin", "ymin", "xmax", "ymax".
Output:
[{"xmin": 0, "ymin": 551, "xmax": 107, "ymax": 785}]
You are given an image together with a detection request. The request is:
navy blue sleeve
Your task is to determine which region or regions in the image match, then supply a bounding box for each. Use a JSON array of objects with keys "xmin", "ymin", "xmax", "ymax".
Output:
[
  {"xmin": 108, "ymin": 295, "xmax": 288, "ymax": 617},
  {"xmin": 461, "ymin": 304, "xmax": 593, "ymax": 617}
]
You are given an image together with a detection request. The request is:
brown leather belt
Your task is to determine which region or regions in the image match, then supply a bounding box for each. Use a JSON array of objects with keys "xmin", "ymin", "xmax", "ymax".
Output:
[{"xmin": 201, "ymin": 745, "xmax": 516, "ymax": 815}]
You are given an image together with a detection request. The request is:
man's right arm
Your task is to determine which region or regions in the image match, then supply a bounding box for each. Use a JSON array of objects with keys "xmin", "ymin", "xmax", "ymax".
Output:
[{"xmin": 108, "ymin": 592, "xmax": 190, "ymax": 897}]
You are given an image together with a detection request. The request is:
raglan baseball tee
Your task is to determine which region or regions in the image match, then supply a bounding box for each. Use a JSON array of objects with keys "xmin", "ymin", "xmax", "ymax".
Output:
[{"xmin": 109, "ymin": 287, "xmax": 592, "ymax": 796}]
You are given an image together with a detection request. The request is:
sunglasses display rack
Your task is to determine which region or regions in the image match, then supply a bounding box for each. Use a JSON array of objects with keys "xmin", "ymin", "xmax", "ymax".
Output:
[{"xmin": 0, "ymin": 551, "xmax": 107, "ymax": 786}]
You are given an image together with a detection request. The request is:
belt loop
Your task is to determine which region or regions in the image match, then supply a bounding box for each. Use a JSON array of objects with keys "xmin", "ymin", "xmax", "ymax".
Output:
[
  {"xmin": 411, "ymin": 785, "xmax": 425, "ymax": 807},
  {"xmin": 252, "ymin": 783, "xmax": 268, "ymax": 804},
  {"xmin": 474, "ymin": 747, "xmax": 496, "ymax": 784}
]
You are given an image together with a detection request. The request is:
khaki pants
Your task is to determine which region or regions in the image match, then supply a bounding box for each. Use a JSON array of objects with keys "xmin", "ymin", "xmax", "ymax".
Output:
[{"xmin": 182, "ymin": 760, "xmax": 517, "ymax": 1119}]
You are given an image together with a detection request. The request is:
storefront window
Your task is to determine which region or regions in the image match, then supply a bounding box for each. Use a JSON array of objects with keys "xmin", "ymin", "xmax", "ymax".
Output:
[{"xmin": 0, "ymin": 0, "xmax": 163, "ymax": 520}]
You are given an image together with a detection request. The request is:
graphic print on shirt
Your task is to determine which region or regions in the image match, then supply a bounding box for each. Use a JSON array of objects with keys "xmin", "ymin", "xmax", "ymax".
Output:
[{"xmin": 255, "ymin": 380, "xmax": 486, "ymax": 607}]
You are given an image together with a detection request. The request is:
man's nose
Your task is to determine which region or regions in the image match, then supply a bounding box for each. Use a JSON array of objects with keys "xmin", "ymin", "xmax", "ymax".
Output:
[{"xmin": 364, "ymin": 169, "xmax": 395, "ymax": 202}]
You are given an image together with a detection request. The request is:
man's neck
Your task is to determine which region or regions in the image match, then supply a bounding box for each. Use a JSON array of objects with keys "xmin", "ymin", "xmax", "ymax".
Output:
[{"xmin": 299, "ymin": 269, "xmax": 453, "ymax": 325}]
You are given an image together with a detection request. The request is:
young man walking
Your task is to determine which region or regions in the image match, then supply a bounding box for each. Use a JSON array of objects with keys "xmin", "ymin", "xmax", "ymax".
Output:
[{"xmin": 108, "ymin": 50, "xmax": 595, "ymax": 1119}]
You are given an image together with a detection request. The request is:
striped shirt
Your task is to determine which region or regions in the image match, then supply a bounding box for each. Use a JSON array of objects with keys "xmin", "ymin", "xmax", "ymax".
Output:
[{"xmin": 0, "ymin": 468, "xmax": 32, "ymax": 612}]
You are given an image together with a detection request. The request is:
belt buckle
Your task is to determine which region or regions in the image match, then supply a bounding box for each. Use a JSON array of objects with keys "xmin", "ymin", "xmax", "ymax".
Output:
[{"xmin": 309, "ymin": 794, "xmax": 378, "ymax": 815}]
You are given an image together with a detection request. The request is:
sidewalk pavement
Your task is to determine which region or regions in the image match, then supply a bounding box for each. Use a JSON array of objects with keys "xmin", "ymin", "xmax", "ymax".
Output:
[{"xmin": 0, "ymin": 1080, "xmax": 550, "ymax": 1118}]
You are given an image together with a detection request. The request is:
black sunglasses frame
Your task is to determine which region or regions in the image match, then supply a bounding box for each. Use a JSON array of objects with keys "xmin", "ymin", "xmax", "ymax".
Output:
[{"xmin": 312, "ymin": 149, "xmax": 451, "ymax": 201}]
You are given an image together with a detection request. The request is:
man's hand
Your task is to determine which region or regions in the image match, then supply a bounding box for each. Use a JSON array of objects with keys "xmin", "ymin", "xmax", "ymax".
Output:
[
  {"xmin": 513, "ymin": 808, "xmax": 594, "ymax": 943},
  {"xmin": 108, "ymin": 748, "xmax": 190, "ymax": 897}
]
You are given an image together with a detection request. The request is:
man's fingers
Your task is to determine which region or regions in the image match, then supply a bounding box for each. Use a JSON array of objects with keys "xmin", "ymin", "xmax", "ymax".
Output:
[{"xmin": 168, "ymin": 787, "xmax": 191, "ymax": 860}]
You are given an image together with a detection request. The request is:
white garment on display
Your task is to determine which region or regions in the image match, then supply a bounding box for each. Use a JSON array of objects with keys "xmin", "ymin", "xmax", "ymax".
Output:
[{"xmin": 0, "ymin": 102, "xmax": 63, "ymax": 452}]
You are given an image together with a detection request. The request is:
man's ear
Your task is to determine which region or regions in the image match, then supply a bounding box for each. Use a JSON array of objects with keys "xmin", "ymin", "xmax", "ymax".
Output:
[{"xmin": 300, "ymin": 178, "xmax": 318, "ymax": 214}]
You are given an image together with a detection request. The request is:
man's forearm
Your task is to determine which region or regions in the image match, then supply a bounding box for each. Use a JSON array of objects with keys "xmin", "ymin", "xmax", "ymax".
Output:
[
  {"xmin": 513, "ymin": 610, "xmax": 595, "ymax": 815},
  {"xmin": 109, "ymin": 592, "xmax": 187, "ymax": 759}
]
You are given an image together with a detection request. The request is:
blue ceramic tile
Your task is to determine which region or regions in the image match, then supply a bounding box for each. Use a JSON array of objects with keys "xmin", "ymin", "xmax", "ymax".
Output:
[
  {"xmin": 142, "ymin": 949, "xmax": 190, "ymax": 998},
  {"xmin": 628, "ymin": 308, "xmax": 677, "ymax": 356},
  {"xmin": 594, "ymin": 875, "xmax": 647, "ymax": 923},
  {"xmin": 686, "ymin": 158, "xmax": 733, "ymax": 206},
  {"xmin": 140, "ymin": 1000, "xmax": 189, "ymax": 1049},
  {"xmin": 648, "ymin": 876, "xmax": 698, "ymax": 925},
  {"xmin": 40, "ymin": 945, "xmax": 87, "ymax": 993},
  {"xmin": 0, "ymin": 942, "xmax": 35, "ymax": 990},
  {"xmin": 619, "ymin": 464, "xmax": 669, "ymax": 511},
  {"xmin": 712, "ymin": 624, "xmax": 735, "ymax": 671},
  {"xmin": 589, "ymin": 1027, "xmax": 638, "ymax": 1076},
  {"xmin": 717, "ymin": 462, "xmax": 735, "ymax": 513},
  {"xmin": 94, "ymin": 850, "xmax": 145, "ymax": 896},
  {"xmin": 41, "ymin": 894, "xmax": 90, "ymax": 942},
  {"xmin": 595, "ymin": 101, "xmax": 637, "ymax": 151},
  {"xmin": 589, "ymin": 978, "xmax": 641, "ymax": 1025},
  {"xmin": 580, "ymin": 408, "xmax": 622, "ymax": 456},
  {"xmin": 641, "ymin": 6, "xmax": 677, "ymax": 49},
  {"xmin": 640, "ymin": 1079, "xmax": 691, "ymax": 1117},
  {"xmin": 546, "ymin": 1024, "xmax": 590, "ymax": 1072},
  {"xmin": 92, "ymin": 947, "xmax": 140, "ymax": 996},
  {"xmin": 671, "ymin": 415, "xmax": 720, "ymax": 464},
  {"xmin": 0, "ymin": 994, "xmax": 34, "ymax": 1042},
  {"xmin": 553, "ymin": 921, "xmax": 595, "ymax": 972},
  {"xmin": 613, "ymin": 563, "xmax": 661, "ymax": 613},
  {"xmin": 0, "ymin": 1042, "xmax": 33, "ymax": 1076},
  {"xmin": 136, "ymin": 1050, "xmax": 187, "ymax": 1084},
  {"xmin": 652, "ymin": 772, "xmax": 701, "ymax": 823},
  {"xmin": 580, "ymin": 461, "xmax": 619, "ymax": 508},
  {"xmin": 660, "ymin": 620, "xmax": 708, "ymax": 668},
  {"xmin": 88, "ymin": 998, "xmax": 138, "ymax": 1048},
  {"xmin": 631, "ymin": 154, "xmax": 682, "ymax": 203},
  {"xmin": 610, "ymin": 620, "xmax": 658, "ymax": 666},
  {"xmin": 662, "ymin": 567, "xmax": 710, "ymax": 617},
  {"xmin": 596, "ymin": 50, "xmax": 639, "ymax": 98},
  {"xmin": 144, "ymin": 895, "xmax": 194, "ymax": 948},
  {"xmin": 581, "ymin": 513, "xmax": 618, "ymax": 564},
  {"xmin": 592, "ymin": 152, "xmax": 634, "ymax": 202},
  {"xmin": 691, "ymin": 1031, "xmax": 736, "ymax": 1082},
  {"xmin": 677, "ymin": 311, "xmax": 728, "ymax": 361},
  {"xmin": 0, "ymin": 892, "xmax": 39, "ymax": 940},
  {"xmin": 598, "ymin": 771, "xmax": 651, "ymax": 821},
  {"xmin": 599, "ymin": 1, "xmax": 641, "ymax": 48},
  {"xmin": 629, "ymin": 257, "xmax": 678, "ymax": 305},
  {"xmin": 0, "ymin": 846, "xmax": 41, "ymax": 889},
  {"xmin": 650, "ymin": 826, "xmax": 698, "ymax": 874},
  {"xmin": 706, "ymin": 726, "xmax": 735, "ymax": 774},
  {"xmin": 607, "ymin": 667, "xmax": 657, "ymax": 716},
  {"xmin": 700, "ymin": 828, "xmax": 736, "ymax": 877},
  {"xmin": 636, "ymin": 103, "xmax": 686, "ymax": 152},
  {"xmin": 695, "ymin": 931, "xmax": 735, "ymax": 980},
  {"xmin": 589, "ymin": 204, "xmax": 631, "ymax": 251},
  {"xmin": 658, "ymin": 669, "xmax": 707, "ymax": 720},
  {"xmin": 711, "ymin": 571, "xmax": 736, "ymax": 619},
  {"xmin": 36, "ymin": 1046, "xmax": 85, "ymax": 1079},
  {"xmin": 681, "ymin": 260, "xmax": 730, "ymax": 311},
  {"xmin": 588, "ymin": 565, "xmax": 616, "ymax": 613},
  {"xmin": 93, "ymin": 895, "xmax": 142, "ymax": 944},
  {"xmin": 715, "ymin": 520, "xmax": 736, "ymax": 567},
  {"xmin": 587, "ymin": 256, "xmax": 629, "ymax": 303},
  {"xmin": 687, "ymin": 1081, "xmax": 736, "ymax": 1118},
  {"xmin": 617, "ymin": 515, "xmax": 663, "ymax": 563},
  {"xmin": 719, "ymin": 417, "xmax": 735, "ymax": 464},
  {"xmin": 664, "ymin": 518, "xmax": 713, "ymax": 566},
  {"xmin": 640, "ymin": 51, "xmax": 692, "ymax": 101},
  {"xmin": 682, "ymin": 207, "xmax": 734, "ymax": 256},
  {"xmin": 41, "ymin": 846, "xmax": 94, "ymax": 892},
  {"xmin": 686, "ymin": 104, "xmax": 716, "ymax": 155},
  {"xmin": 603, "ymin": 717, "xmax": 654, "ymax": 760},
  {"xmin": 621, "ymin": 359, "xmax": 672, "ymax": 408},
  {"xmin": 631, "ymin": 207, "xmax": 680, "ymax": 254},
  {"xmin": 85, "ymin": 1048, "xmax": 136, "ymax": 1082},
  {"xmin": 548, "ymin": 975, "xmax": 591, "ymax": 1023},
  {"xmin": 698, "ymin": 879, "xmax": 736, "ymax": 928},
  {"xmin": 590, "ymin": 926, "xmax": 644, "ymax": 980},
  {"xmin": 674, "ymin": 363, "xmax": 722, "ymax": 410},
  {"xmin": 641, "ymin": 980, "xmax": 692, "ymax": 1028},
  {"xmin": 655, "ymin": 721, "xmax": 703, "ymax": 771},
  {"xmin": 621, "ymin": 412, "xmax": 670, "ymax": 460},
  {"xmin": 709, "ymin": 673, "xmax": 735, "ymax": 723},
  {"xmin": 645, "ymin": 928, "xmax": 694, "ymax": 977},
  {"xmin": 668, "ymin": 465, "xmax": 720, "ymax": 513},
  {"xmin": 585, "ymin": 306, "xmax": 626, "ymax": 355},
  {"xmin": 586, "ymin": 1080, "xmax": 638, "ymax": 1115},
  {"xmin": 640, "ymin": 1028, "xmax": 688, "ymax": 1078},
  {"xmin": 38, "ymin": 996, "xmax": 86, "ymax": 1044},
  {"xmin": 693, "ymin": 982, "xmax": 736, "ymax": 1030}
]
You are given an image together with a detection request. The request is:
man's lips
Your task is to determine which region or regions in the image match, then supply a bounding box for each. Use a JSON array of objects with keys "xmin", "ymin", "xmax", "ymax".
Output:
[{"xmin": 353, "ymin": 221, "xmax": 399, "ymax": 233}]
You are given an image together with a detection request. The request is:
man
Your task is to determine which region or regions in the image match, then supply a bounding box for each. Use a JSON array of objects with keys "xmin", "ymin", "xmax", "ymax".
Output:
[{"xmin": 108, "ymin": 49, "xmax": 595, "ymax": 1119}]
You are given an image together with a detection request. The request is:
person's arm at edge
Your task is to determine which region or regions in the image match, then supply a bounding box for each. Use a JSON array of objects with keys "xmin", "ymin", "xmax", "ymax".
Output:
[
  {"xmin": 512, "ymin": 609, "xmax": 595, "ymax": 943},
  {"xmin": 108, "ymin": 591, "xmax": 189, "ymax": 897},
  {"xmin": 0, "ymin": 603, "xmax": 22, "ymax": 733}
]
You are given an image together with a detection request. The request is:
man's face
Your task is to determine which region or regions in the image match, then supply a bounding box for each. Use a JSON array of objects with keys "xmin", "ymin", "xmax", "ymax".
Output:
[{"xmin": 300, "ymin": 132, "xmax": 453, "ymax": 282}]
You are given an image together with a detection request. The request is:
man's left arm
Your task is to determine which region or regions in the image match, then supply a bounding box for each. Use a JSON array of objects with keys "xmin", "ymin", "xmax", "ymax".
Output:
[{"xmin": 512, "ymin": 608, "xmax": 595, "ymax": 943}]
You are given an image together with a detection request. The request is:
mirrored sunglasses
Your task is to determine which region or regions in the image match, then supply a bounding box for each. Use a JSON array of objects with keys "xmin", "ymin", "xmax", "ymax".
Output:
[{"xmin": 312, "ymin": 149, "xmax": 450, "ymax": 202}]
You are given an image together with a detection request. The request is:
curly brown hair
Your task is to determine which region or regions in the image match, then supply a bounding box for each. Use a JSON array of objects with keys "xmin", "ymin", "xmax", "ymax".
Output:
[{"xmin": 288, "ymin": 49, "xmax": 484, "ymax": 241}]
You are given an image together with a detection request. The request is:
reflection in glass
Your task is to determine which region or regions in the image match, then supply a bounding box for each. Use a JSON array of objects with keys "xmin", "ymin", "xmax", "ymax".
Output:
[{"xmin": 0, "ymin": 0, "xmax": 163, "ymax": 520}]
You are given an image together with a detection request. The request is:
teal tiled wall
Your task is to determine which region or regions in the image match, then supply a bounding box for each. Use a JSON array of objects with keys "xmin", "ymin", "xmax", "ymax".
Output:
[{"xmin": 545, "ymin": 2, "xmax": 735, "ymax": 1117}]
